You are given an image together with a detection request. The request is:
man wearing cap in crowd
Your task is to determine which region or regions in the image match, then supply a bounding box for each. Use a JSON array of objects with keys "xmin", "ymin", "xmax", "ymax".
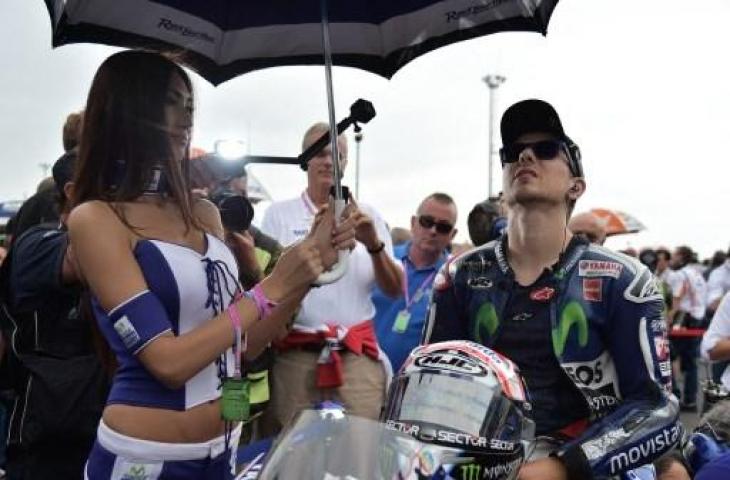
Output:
[
  {"xmin": 372, "ymin": 192, "xmax": 457, "ymax": 372},
  {"xmin": 423, "ymin": 99, "xmax": 680, "ymax": 479},
  {"xmin": 261, "ymin": 122, "xmax": 402, "ymax": 431}
]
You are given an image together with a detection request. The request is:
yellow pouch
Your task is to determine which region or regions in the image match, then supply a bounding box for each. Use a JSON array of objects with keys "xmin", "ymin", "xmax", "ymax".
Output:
[{"xmin": 246, "ymin": 370, "xmax": 270, "ymax": 404}]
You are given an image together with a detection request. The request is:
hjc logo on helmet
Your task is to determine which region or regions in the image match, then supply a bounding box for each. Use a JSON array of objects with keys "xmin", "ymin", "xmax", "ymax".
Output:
[{"xmin": 414, "ymin": 352, "xmax": 487, "ymax": 376}]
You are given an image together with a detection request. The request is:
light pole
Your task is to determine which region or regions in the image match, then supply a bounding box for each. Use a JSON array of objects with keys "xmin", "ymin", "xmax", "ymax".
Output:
[{"xmin": 483, "ymin": 74, "xmax": 506, "ymax": 198}]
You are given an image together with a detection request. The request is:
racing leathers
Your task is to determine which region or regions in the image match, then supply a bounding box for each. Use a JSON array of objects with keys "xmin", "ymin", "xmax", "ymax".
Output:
[{"xmin": 422, "ymin": 235, "xmax": 681, "ymax": 479}]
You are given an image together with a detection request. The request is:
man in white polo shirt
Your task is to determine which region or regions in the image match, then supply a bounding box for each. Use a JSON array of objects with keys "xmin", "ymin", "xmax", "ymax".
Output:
[
  {"xmin": 667, "ymin": 245, "xmax": 708, "ymax": 412},
  {"xmin": 261, "ymin": 122, "xmax": 402, "ymax": 430}
]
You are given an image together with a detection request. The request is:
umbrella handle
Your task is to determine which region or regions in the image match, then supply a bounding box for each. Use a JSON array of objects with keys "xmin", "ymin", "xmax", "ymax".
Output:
[{"xmin": 313, "ymin": 198, "xmax": 349, "ymax": 285}]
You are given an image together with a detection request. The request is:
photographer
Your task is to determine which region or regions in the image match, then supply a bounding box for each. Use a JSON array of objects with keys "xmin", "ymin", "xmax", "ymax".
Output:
[
  {"xmin": 192, "ymin": 153, "xmax": 282, "ymax": 290},
  {"xmin": 212, "ymin": 191, "xmax": 280, "ymax": 291}
]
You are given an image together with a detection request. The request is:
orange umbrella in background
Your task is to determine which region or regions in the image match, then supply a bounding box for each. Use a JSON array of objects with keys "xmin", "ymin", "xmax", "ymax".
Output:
[{"xmin": 589, "ymin": 208, "xmax": 646, "ymax": 237}]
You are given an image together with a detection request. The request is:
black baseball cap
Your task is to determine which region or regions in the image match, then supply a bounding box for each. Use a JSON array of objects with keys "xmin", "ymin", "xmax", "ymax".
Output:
[
  {"xmin": 500, "ymin": 99, "xmax": 583, "ymax": 177},
  {"xmin": 500, "ymin": 99, "xmax": 567, "ymax": 146}
]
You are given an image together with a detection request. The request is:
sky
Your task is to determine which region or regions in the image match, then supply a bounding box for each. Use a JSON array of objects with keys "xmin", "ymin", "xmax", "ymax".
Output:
[{"xmin": 1, "ymin": 0, "xmax": 729, "ymax": 258}]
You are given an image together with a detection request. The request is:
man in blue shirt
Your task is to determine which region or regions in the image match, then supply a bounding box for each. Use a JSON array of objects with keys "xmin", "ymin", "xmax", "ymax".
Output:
[{"xmin": 373, "ymin": 192, "xmax": 458, "ymax": 371}]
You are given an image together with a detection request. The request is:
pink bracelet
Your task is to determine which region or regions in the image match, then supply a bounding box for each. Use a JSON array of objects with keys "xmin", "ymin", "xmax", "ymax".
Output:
[
  {"xmin": 251, "ymin": 283, "xmax": 279, "ymax": 320},
  {"xmin": 226, "ymin": 302, "xmax": 242, "ymax": 343}
]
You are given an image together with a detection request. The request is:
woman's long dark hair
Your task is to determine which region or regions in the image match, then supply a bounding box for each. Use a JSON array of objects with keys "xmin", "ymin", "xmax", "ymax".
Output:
[{"xmin": 72, "ymin": 50, "xmax": 198, "ymax": 231}]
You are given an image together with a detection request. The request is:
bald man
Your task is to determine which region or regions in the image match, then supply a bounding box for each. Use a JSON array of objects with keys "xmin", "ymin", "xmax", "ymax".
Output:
[
  {"xmin": 261, "ymin": 122, "xmax": 402, "ymax": 431},
  {"xmin": 568, "ymin": 211, "xmax": 607, "ymax": 245}
]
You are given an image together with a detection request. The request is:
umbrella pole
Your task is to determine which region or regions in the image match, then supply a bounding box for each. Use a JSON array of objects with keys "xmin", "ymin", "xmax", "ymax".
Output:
[
  {"xmin": 314, "ymin": 0, "xmax": 349, "ymax": 286},
  {"xmin": 320, "ymin": 0, "xmax": 342, "ymax": 201}
]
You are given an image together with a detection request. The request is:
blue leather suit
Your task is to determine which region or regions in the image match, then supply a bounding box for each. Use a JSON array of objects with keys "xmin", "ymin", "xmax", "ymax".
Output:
[{"xmin": 422, "ymin": 236, "xmax": 682, "ymax": 479}]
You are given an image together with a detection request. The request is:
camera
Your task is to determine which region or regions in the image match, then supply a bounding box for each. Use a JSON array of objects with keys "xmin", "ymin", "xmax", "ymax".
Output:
[{"xmin": 210, "ymin": 189, "xmax": 254, "ymax": 233}]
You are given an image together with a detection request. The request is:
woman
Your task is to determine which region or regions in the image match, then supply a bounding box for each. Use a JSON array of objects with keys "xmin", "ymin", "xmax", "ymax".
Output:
[{"xmin": 69, "ymin": 50, "xmax": 353, "ymax": 479}]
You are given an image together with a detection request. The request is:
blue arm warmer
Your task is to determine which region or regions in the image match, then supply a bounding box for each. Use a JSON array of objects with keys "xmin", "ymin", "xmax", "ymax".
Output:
[{"xmin": 108, "ymin": 290, "xmax": 173, "ymax": 355}]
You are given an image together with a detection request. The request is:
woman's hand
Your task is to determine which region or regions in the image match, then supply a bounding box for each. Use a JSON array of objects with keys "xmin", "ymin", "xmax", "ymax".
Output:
[
  {"xmin": 261, "ymin": 239, "xmax": 323, "ymax": 302},
  {"xmin": 306, "ymin": 199, "xmax": 356, "ymax": 270}
]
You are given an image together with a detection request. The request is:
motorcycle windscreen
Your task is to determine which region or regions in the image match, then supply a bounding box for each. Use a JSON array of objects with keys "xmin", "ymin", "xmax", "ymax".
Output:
[
  {"xmin": 384, "ymin": 371, "xmax": 533, "ymax": 444},
  {"xmin": 256, "ymin": 409, "xmax": 433, "ymax": 480}
]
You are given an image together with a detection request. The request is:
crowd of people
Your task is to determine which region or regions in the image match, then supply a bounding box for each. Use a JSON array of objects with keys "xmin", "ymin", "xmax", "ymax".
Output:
[{"xmin": 0, "ymin": 50, "xmax": 728, "ymax": 480}]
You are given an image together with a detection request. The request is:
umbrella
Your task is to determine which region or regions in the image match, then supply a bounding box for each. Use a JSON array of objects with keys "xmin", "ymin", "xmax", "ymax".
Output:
[
  {"xmin": 590, "ymin": 208, "xmax": 646, "ymax": 236},
  {"xmin": 43, "ymin": 0, "xmax": 561, "ymax": 281},
  {"xmin": 44, "ymin": 0, "xmax": 560, "ymax": 85}
]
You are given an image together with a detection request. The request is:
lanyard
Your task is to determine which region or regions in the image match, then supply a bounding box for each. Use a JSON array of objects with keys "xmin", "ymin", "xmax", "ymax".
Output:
[
  {"xmin": 301, "ymin": 191, "xmax": 317, "ymax": 216},
  {"xmin": 402, "ymin": 258, "xmax": 437, "ymax": 311},
  {"xmin": 228, "ymin": 294, "xmax": 247, "ymax": 379},
  {"xmin": 233, "ymin": 329, "xmax": 247, "ymax": 379}
]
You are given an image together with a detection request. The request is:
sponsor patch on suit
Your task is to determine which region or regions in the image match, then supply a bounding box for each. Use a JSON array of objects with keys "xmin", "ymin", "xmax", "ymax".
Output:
[
  {"xmin": 579, "ymin": 260, "xmax": 623, "ymax": 279},
  {"xmin": 583, "ymin": 278, "xmax": 603, "ymax": 302}
]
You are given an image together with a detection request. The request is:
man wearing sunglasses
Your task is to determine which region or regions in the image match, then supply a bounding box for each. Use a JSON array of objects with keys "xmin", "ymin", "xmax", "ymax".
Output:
[
  {"xmin": 372, "ymin": 193, "xmax": 457, "ymax": 372},
  {"xmin": 423, "ymin": 99, "xmax": 681, "ymax": 480}
]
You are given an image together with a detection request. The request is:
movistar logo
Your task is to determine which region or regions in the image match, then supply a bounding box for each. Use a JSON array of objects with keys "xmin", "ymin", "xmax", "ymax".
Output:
[
  {"xmin": 552, "ymin": 301, "xmax": 589, "ymax": 356},
  {"xmin": 121, "ymin": 465, "xmax": 149, "ymax": 480},
  {"xmin": 475, "ymin": 302, "xmax": 499, "ymax": 343},
  {"xmin": 460, "ymin": 463, "xmax": 482, "ymax": 480}
]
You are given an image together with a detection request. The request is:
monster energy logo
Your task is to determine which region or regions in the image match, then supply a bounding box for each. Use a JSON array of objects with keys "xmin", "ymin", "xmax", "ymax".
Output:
[
  {"xmin": 474, "ymin": 302, "xmax": 499, "ymax": 343},
  {"xmin": 460, "ymin": 463, "xmax": 482, "ymax": 480},
  {"xmin": 552, "ymin": 301, "xmax": 589, "ymax": 356}
]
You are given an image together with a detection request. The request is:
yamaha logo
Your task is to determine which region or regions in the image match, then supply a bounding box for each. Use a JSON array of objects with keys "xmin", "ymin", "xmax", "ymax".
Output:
[{"xmin": 414, "ymin": 352, "xmax": 487, "ymax": 375}]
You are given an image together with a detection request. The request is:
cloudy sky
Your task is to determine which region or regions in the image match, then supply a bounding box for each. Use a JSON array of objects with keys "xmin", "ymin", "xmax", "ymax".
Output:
[{"xmin": 2, "ymin": 0, "xmax": 729, "ymax": 258}]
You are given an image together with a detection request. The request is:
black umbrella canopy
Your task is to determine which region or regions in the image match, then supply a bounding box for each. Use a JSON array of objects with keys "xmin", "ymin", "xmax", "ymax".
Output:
[
  {"xmin": 44, "ymin": 0, "xmax": 559, "ymax": 85},
  {"xmin": 43, "ymin": 0, "xmax": 560, "ymax": 285}
]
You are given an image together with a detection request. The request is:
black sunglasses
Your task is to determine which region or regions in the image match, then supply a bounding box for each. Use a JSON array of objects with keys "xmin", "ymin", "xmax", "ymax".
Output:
[
  {"xmin": 418, "ymin": 215, "xmax": 454, "ymax": 234},
  {"xmin": 499, "ymin": 139, "xmax": 567, "ymax": 166}
]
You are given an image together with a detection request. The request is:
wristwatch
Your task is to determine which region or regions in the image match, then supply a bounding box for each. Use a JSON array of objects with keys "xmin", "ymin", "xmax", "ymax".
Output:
[{"xmin": 367, "ymin": 241, "xmax": 385, "ymax": 254}]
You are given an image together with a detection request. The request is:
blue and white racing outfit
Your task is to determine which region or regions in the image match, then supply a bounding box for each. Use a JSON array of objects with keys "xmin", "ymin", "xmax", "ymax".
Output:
[
  {"xmin": 422, "ymin": 235, "xmax": 682, "ymax": 479},
  {"xmin": 85, "ymin": 233, "xmax": 242, "ymax": 480}
]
